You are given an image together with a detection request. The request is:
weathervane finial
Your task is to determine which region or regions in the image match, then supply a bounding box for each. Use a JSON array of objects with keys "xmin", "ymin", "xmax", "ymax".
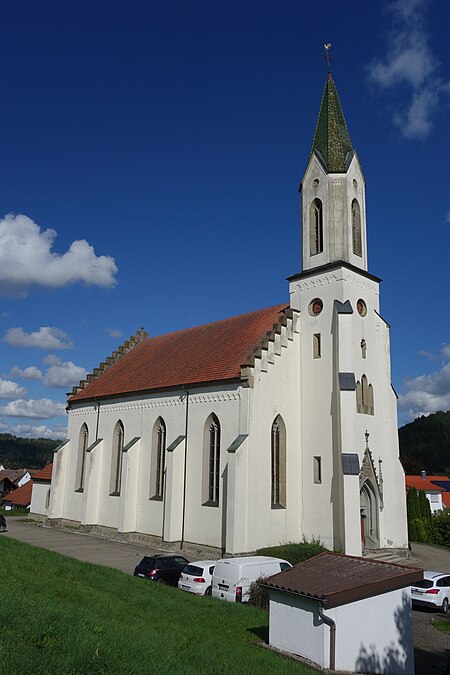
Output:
[{"xmin": 323, "ymin": 43, "xmax": 333, "ymax": 78}]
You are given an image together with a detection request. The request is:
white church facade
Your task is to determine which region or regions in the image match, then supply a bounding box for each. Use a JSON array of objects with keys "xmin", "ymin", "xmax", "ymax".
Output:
[{"xmin": 48, "ymin": 73, "xmax": 408, "ymax": 557}]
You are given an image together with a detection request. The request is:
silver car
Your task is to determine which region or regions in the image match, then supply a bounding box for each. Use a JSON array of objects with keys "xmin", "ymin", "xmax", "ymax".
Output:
[{"xmin": 410, "ymin": 571, "xmax": 450, "ymax": 613}]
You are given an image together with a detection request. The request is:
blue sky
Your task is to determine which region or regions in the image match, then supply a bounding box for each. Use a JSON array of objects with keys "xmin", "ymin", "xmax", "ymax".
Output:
[{"xmin": 0, "ymin": 0, "xmax": 449, "ymax": 440}]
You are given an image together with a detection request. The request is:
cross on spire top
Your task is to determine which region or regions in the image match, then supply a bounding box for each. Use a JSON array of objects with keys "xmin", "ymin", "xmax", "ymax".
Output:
[{"xmin": 323, "ymin": 43, "xmax": 333, "ymax": 79}]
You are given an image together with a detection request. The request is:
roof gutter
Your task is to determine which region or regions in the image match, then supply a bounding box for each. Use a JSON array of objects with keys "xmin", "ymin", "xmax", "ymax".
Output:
[{"xmin": 318, "ymin": 604, "xmax": 336, "ymax": 672}]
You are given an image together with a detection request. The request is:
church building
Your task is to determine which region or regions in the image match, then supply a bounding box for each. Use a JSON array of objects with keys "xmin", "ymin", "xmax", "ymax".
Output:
[{"xmin": 47, "ymin": 72, "xmax": 408, "ymax": 557}]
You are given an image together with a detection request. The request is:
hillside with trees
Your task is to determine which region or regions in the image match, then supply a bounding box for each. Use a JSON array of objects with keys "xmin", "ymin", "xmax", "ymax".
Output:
[
  {"xmin": 399, "ymin": 411, "xmax": 450, "ymax": 475},
  {"xmin": 0, "ymin": 433, "xmax": 62, "ymax": 469}
]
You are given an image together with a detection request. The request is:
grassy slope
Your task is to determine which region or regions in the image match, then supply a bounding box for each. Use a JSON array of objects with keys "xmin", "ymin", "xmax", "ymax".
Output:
[{"xmin": 0, "ymin": 537, "xmax": 315, "ymax": 674}]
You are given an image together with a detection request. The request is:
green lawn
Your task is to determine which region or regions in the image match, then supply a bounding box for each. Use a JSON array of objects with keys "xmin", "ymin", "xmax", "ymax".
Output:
[
  {"xmin": 433, "ymin": 617, "xmax": 450, "ymax": 635},
  {"xmin": 0, "ymin": 537, "xmax": 316, "ymax": 674}
]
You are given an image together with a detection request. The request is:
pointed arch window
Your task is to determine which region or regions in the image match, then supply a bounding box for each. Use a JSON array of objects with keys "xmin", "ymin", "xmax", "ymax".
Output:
[
  {"xmin": 150, "ymin": 417, "xmax": 166, "ymax": 500},
  {"xmin": 202, "ymin": 414, "xmax": 220, "ymax": 506},
  {"xmin": 110, "ymin": 420, "xmax": 124, "ymax": 495},
  {"xmin": 352, "ymin": 199, "xmax": 362, "ymax": 257},
  {"xmin": 310, "ymin": 198, "xmax": 323, "ymax": 255},
  {"xmin": 271, "ymin": 415, "xmax": 286, "ymax": 508},
  {"xmin": 75, "ymin": 423, "xmax": 89, "ymax": 492},
  {"xmin": 356, "ymin": 375, "xmax": 374, "ymax": 415}
]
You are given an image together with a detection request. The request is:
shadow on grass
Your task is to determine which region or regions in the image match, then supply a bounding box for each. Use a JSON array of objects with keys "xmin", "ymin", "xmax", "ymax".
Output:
[{"xmin": 247, "ymin": 625, "xmax": 269, "ymax": 642}]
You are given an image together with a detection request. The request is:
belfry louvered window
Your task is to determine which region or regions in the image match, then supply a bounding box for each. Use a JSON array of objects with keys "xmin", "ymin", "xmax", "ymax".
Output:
[
  {"xmin": 352, "ymin": 199, "xmax": 362, "ymax": 257},
  {"xmin": 310, "ymin": 198, "xmax": 323, "ymax": 255},
  {"xmin": 356, "ymin": 375, "xmax": 374, "ymax": 415}
]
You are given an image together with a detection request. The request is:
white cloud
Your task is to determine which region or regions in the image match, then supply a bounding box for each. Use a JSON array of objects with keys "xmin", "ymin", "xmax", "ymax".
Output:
[
  {"xmin": 10, "ymin": 365, "xmax": 43, "ymax": 380},
  {"xmin": 0, "ymin": 213, "xmax": 118, "ymax": 297},
  {"xmin": 0, "ymin": 378, "xmax": 27, "ymax": 399},
  {"xmin": 367, "ymin": 0, "xmax": 450, "ymax": 139},
  {"xmin": 106, "ymin": 328, "xmax": 123, "ymax": 338},
  {"xmin": 399, "ymin": 343, "xmax": 450, "ymax": 419},
  {"xmin": 0, "ymin": 398, "xmax": 66, "ymax": 419},
  {"xmin": 3, "ymin": 326, "xmax": 73, "ymax": 350},
  {"xmin": 44, "ymin": 359, "xmax": 86, "ymax": 388},
  {"xmin": 43, "ymin": 354, "xmax": 62, "ymax": 365},
  {"xmin": 9, "ymin": 424, "xmax": 66, "ymax": 440}
]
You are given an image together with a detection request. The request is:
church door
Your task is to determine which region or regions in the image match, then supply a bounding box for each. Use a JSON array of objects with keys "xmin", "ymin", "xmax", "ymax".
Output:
[{"xmin": 360, "ymin": 483, "xmax": 379, "ymax": 549}]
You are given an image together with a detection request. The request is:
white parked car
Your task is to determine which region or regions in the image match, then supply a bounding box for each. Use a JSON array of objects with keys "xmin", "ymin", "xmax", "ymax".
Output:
[
  {"xmin": 178, "ymin": 560, "xmax": 216, "ymax": 596},
  {"xmin": 410, "ymin": 571, "xmax": 450, "ymax": 613},
  {"xmin": 212, "ymin": 556, "xmax": 291, "ymax": 603}
]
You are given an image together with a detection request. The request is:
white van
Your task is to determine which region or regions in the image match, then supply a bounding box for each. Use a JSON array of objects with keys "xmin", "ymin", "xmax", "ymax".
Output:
[{"xmin": 211, "ymin": 556, "xmax": 291, "ymax": 603}]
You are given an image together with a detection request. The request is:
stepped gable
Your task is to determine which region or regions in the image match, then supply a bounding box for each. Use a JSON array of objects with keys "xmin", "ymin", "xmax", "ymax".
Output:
[
  {"xmin": 68, "ymin": 304, "xmax": 289, "ymax": 402},
  {"xmin": 69, "ymin": 328, "xmax": 149, "ymax": 398}
]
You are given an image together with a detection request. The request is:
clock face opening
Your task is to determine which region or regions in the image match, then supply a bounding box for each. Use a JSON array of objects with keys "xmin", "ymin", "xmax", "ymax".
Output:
[
  {"xmin": 357, "ymin": 299, "xmax": 367, "ymax": 317},
  {"xmin": 309, "ymin": 298, "xmax": 323, "ymax": 316}
]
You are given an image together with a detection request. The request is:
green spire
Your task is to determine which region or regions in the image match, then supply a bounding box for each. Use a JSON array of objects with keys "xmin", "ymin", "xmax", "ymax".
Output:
[{"xmin": 310, "ymin": 74, "xmax": 353, "ymax": 173}]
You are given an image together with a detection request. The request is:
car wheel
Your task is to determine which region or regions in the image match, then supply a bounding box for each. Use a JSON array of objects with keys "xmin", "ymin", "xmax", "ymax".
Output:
[
  {"xmin": 205, "ymin": 586, "xmax": 212, "ymax": 596},
  {"xmin": 441, "ymin": 598, "xmax": 449, "ymax": 614}
]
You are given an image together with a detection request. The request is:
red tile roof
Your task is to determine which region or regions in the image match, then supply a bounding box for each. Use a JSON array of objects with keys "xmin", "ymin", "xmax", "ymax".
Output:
[
  {"xmin": 405, "ymin": 476, "xmax": 444, "ymax": 492},
  {"xmin": 2, "ymin": 480, "xmax": 32, "ymax": 507},
  {"xmin": 32, "ymin": 464, "xmax": 53, "ymax": 481},
  {"xmin": 70, "ymin": 304, "xmax": 289, "ymax": 402},
  {"xmin": 442, "ymin": 493, "xmax": 450, "ymax": 509}
]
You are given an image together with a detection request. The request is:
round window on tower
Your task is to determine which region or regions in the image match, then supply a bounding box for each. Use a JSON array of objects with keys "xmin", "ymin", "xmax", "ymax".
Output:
[
  {"xmin": 353, "ymin": 179, "xmax": 358, "ymax": 189},
  {"xmin": 357, "ymin": 299, "xmax": 367, "ymax": 317},
  {"xmin": 312, "ymin": 178, "xmax": 320, "ymax": 188},
  {"xmin": 309, "ymin": 298, "xmax": 323, "ymax": 316}
]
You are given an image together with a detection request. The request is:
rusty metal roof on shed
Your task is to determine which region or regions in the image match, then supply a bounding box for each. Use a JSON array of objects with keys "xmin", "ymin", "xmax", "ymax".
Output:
[{"xmin": 262, "ymin": 552, "xmax": 422, "ymax": 609}]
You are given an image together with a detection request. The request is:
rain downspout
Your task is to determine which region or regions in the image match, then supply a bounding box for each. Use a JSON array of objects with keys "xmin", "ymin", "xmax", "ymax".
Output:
[
  {"xmin": 180, "ymin": 387, "xmax": 189, "ymax": 548},
  {"xmin": 318, "ymin": 604, "xmax": 336, "ymax": 671}
]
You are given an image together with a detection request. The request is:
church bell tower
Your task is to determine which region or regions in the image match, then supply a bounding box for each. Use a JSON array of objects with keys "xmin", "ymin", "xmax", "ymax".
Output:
[{"xmin": 288, "ymin": 55, "xmax": 408, "ymax": 556}]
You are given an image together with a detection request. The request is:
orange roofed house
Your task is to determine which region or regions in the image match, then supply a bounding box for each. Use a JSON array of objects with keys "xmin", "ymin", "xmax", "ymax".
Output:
[{"xmin": 47, "ymin": 73, "xmax": 408, "ymax": 557}]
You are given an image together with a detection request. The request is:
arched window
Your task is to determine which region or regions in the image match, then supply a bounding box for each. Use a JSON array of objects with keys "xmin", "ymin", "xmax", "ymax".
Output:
[
  {"xmin": 271, "ymin": 415, "xmax": 286, "ymax": 508},
  {"xmin": 75, "ymin": 423, "xmax": 89, "ymax": 492},
  {"xmin": 202, "ymin": 414, "xmax": 220, "ymax": 506},
  {"xmin": 45, "ymin": 488, "xmax": 51, "ymax": 510},
  {"xmin": 356, "ymin": 375, "xmax": 374, "ymax": 415},
  {"xmin": 150, "ymin": 417, "xmax": 166, "ymax": 499},
  {"xmin": 310, "ymin": 198, "xmax": 323, "ymax": 255},
  {"xmin": 110, "ymin": 420, "xmax": 124, "ymax": 495},
  {"xmin": 352, "ymin": 199, "xmax": 362, "ymax": 257}
]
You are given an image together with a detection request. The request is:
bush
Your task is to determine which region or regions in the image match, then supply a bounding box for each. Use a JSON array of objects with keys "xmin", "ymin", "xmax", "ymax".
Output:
[
  {"xmin": 433, "ymin": 511, "xmax": 450, "ymax": 549},
  {"xmin": 256, "ymin": 537, "xmax": 326, "ymax": 566},
  {"xmin": 248, "ymin": 576, "xmax": 270, "ymax": 611}
]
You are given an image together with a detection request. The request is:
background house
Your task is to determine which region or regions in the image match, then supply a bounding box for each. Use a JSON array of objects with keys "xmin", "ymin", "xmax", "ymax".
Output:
[
  {"xmin": 2, "ymin": 480, "xmax": 33, "ymax": 511},
  {"xmin": 405, "ymin": 473, "xmax": 448, "ymax": 513}
]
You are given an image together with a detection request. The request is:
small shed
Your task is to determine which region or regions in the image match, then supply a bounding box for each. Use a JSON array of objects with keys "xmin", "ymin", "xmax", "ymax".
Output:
[
  {"xmin": 262, "ymin": 552, "xmax": 422, "ymax": 675},
  {"xmin": 29, "ymin": 464, "xmax": 53, "ymax": 519}
]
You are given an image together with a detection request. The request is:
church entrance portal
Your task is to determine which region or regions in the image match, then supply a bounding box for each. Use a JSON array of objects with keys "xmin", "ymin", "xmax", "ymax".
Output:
[{"xmin": 360, "ymin": 482, "xmax": 379, "ymax": 549}]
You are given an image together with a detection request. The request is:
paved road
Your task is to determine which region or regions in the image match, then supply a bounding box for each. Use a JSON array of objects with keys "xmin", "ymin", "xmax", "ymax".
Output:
[
  {"xmin": 2, "ymin": 519, "xmax": 449, "ymax": 673},
  {"xmin": 3, "ymin": 518, "xmax": 157, "ymax": 574}
]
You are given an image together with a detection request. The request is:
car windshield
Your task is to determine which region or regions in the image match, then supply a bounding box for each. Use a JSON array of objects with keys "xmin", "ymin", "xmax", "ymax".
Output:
[
  {"xmin": 411, "ymin": 579, "xmax": 433, "ymax": 589},
  {"xmin": 183, "ymin": 565, "xmax": 204, "ymax": 576}
]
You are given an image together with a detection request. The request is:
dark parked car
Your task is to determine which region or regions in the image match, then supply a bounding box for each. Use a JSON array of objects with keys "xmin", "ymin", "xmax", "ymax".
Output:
[{"xmin": 133, "ymin": 555, "xmax": 189, "ymax": 585}]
